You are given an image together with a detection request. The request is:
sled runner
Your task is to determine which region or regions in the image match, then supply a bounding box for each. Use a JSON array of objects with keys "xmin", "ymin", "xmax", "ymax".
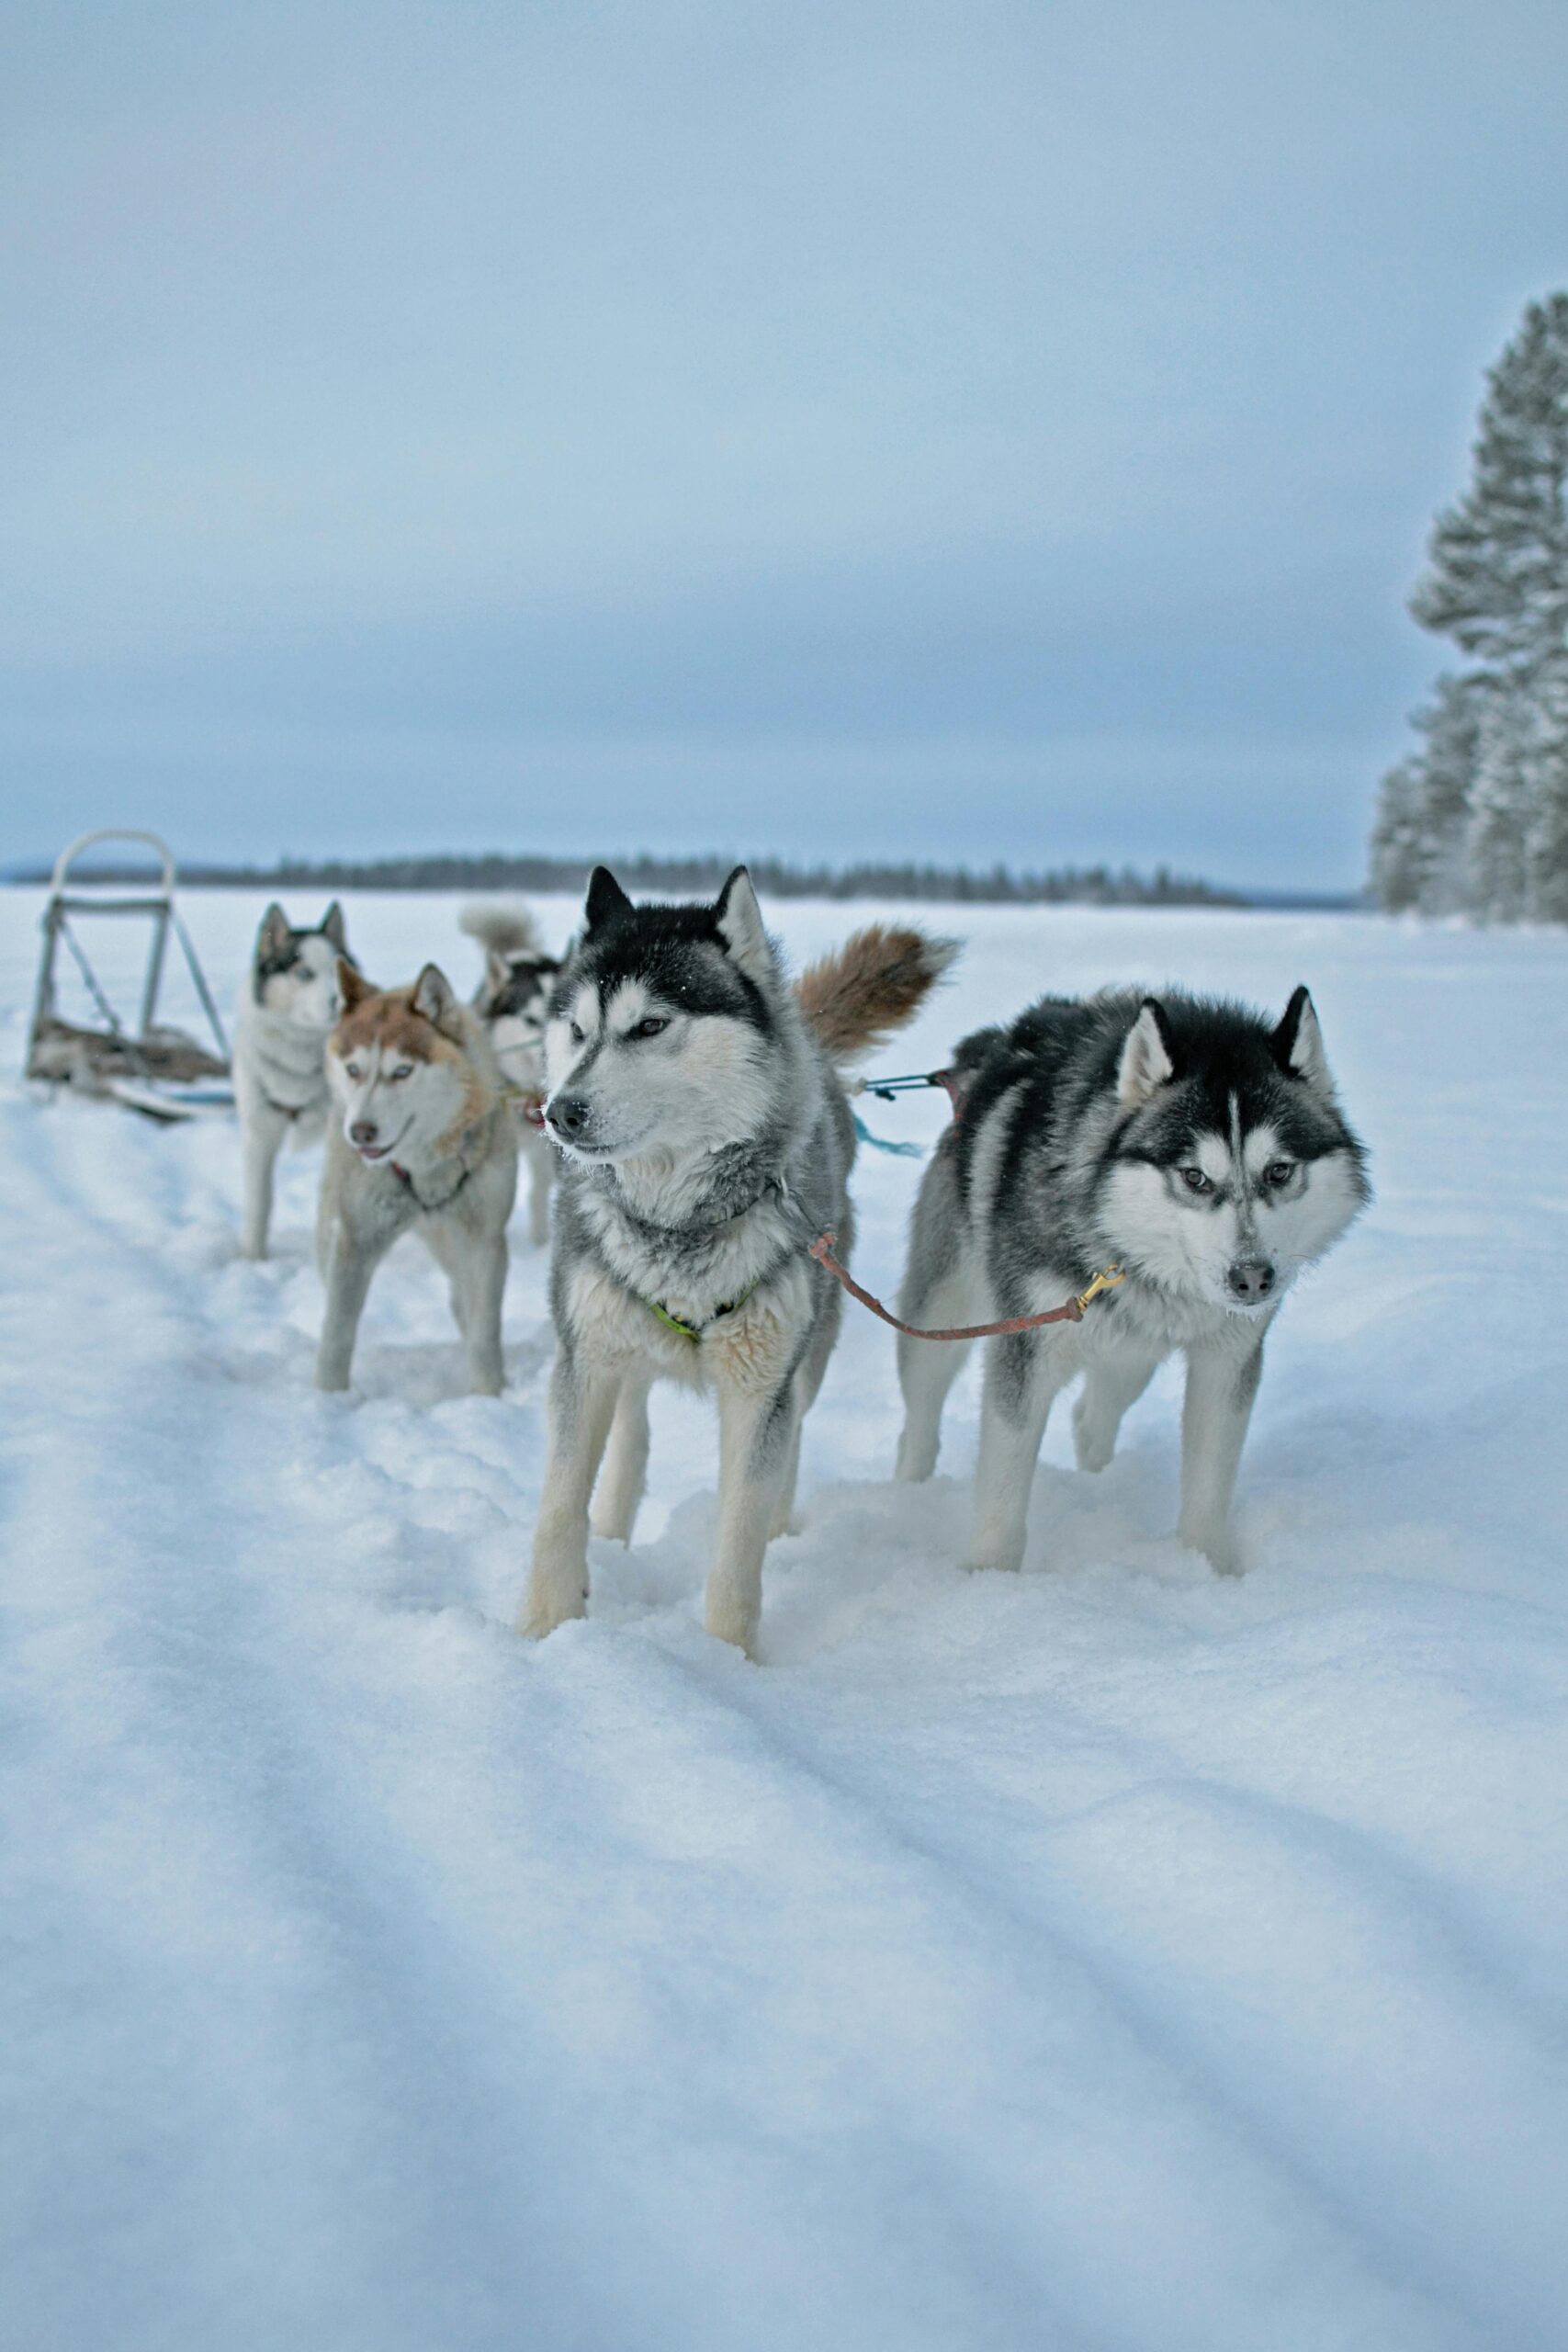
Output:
[{"xmin": 24, "ymin": 831, "xmax": 234, "ymax": 1122}]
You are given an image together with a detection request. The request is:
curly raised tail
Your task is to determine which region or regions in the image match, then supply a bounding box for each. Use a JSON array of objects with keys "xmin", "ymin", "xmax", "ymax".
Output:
[{"xmin": 796, "ymin": 924, "xmax": 959, "ymax": 1065}]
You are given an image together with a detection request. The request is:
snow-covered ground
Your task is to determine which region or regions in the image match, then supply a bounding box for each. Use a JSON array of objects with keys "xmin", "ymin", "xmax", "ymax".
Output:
[{"xmin": 3, "ymin": 887, "xmax": 1566, "ymax": 2352}]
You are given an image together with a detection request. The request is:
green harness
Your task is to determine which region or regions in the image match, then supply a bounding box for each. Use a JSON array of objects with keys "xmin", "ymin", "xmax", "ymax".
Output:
[{"xmin": 641, "ymin": 1278, "xmax": 761, "ymax": 1342}]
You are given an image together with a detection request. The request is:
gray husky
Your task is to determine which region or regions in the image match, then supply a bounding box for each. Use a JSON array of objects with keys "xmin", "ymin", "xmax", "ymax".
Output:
[
  {"xmin": 521, "ymin": 866, "xmax": 955, "ymax": 1657},
  {"xmin": 460, "ymin": 903, "xmax": 564, "ymax": 1247},
  {"xmin": 895, "ymin": 987, "xmax": 1369, "ymax": 1576},
  {"xmin": 232, "ymin": 901, "xmax": 353, "ymax": 1260},
  {"xmin": 315, "ymin": 961, "xmax": 519, "ymax": 1395}
]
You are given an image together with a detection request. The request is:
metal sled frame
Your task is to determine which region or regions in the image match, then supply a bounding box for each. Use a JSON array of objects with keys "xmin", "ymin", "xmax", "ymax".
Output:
[{"xmin": 25, "ymin": 830, "xmax": 234, "ymax": 1121}]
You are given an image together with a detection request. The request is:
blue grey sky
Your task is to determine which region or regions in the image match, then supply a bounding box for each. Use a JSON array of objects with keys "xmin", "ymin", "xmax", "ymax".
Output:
[{"xmin": 4, "ymin": 1, "xmax": 1565, "ymax": 888}]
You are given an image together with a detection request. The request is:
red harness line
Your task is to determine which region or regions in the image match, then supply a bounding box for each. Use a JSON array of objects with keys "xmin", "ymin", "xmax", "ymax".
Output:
[
  {"xmin": 807, "ymin": 1233, "xmax": 1122, "ymax": 1342},
  {"xmin": 815, "ymin": 1064, "xmax": 1125, "ymax": 1340},
  {"xmin": 534, "ymin": 1060, "xmax": 1122, "ymax": 1342}
]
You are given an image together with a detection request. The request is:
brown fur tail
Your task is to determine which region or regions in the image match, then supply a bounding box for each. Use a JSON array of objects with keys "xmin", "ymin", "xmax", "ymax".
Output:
[
  {"xmin": 458, "ymin": 901, "xmax": 542, "ymax": 959},
  {"xmin": 796, "ymin": 924, "xmax": 959, "ymax": 1065}
]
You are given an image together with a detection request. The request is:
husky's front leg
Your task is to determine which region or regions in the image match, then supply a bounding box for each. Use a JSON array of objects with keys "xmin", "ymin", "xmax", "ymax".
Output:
[
  {"xmin": 705, "ymin": 1375, "xmax": 798, "ymax": 1657},
  {"xmin": 1073, "ymin": 1347, "xmax": 1161, "ymax": 1473},
  {"xmin": 459, "ymin": 1229, "xmax": 509, "ymax": 1396},
  {"xmin": 963, "ymin": 1330, "xmax": 1070, "ymax": 1574},
  {"xmin": 591, "ymin": 1378, "xmax": 651, "ymax": 1543},
  {"xmin": 240, "ymin": 1106, "xmax": 287, "ymax": 1261},
  {"xmin": 520, "ymin": 1350, "xmax": 620, "ymax": 1637},
  {"xmin": 315, "ymin": 1225, "xmax": 388, "ymax": 1391},
  {"xmin": 1177, "ymin": 1331, "xmax": 1267, "ymax": 1573}
]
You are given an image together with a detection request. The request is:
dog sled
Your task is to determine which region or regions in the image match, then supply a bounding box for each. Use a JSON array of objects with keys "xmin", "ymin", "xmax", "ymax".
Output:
[{"xmin": 25, "ymin": 830, "xmax": 234, "ymax": 1123}]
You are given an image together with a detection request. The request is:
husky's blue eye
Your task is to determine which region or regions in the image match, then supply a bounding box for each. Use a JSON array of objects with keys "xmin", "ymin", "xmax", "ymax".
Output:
[
  {"xmin": 1179, "ymin": 1166, "xmax": 1214, "ymax": 1194},
  {"xmin": 629, "ymin": 1016, "xmax": 669, "ymax": 1041},
  {"xmin": 1264, "ymin": 1159, "xmax": 1295, "ymax": 1187},
  {"xmin": 569, "ymin": 1021, "xmax": 584, "ymax": 1044}
]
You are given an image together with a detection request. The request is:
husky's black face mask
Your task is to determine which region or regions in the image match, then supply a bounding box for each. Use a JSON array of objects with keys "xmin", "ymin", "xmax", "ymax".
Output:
[
  {"xmin": 1099, "ymin": 988, "xmax": 1369, "ymax": 1314},
  {"xmin": 479, "ymin": 953, "xmax": 562, "ymax": 1089},
  {"xmin": 252, "ymin": 901, "xmax": 354, "ymax": 1029},
  {"xmin": 542, "ymin": 867, "xmax": 784, "ymax": 1164}
]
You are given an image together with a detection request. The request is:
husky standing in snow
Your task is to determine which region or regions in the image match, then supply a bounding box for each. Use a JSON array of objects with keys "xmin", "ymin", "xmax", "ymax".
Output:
[
  {"xmin": 459, "ymin": 904, "xmax": 564, "ymax": 1247},
  {"xmin": 233, "ymin": 902, "xmax": 354, "ymax": 1261},
  {"xmin": 895, "ymin": 987, "xmax": 1370, "ymax": 1576},
  {"xmin": 521, "ymin": 865, "xmax": 956, "ymax": 1657},
  {"xmin": 315, "ymin": 962, "xmax": 518, "ymax": 1395}
]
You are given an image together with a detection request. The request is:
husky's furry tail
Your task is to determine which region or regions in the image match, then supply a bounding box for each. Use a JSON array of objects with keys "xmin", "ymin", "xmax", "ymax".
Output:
[
  {"xmin": 459, "ymin": 902, "xmax": 543, "ymax": 959},
  {"xmin": 796, "ymin": 925, "xmax": 958, "ymax": 1065}
]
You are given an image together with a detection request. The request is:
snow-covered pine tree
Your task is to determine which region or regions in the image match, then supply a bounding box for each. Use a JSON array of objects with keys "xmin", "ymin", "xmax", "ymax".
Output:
[
  {"xmin": 1368, "ymin": 759, "xmax": 1426, "ymax": 911},
  {"xmin": 1463, "ymin": 682, "xmax": 1532, "ymax": 921},
  {"xmin": 1367, "ymin": 670, "xmax": 1488, "ymax": 911},
  {"xmin": 1378, "ymin": 291, "xmax": 1568, "ymax": 921},
  {"xmin": 1523, "ymin": 658, "xmax": 1568, "ymax": 922},
  {"xmin": 1410, "ymin": 294, "xmax": 1568, "ymax": 676}
]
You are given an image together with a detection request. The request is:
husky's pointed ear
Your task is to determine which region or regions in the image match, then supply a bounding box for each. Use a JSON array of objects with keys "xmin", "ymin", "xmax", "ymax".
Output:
[
  {"xmin": 320, "ymin": 900, "xmax": 347, "ymax": 951},
  {"xmin": 1117, "ymin": 998, "xmax": 1177, "ymax": 1107},
  {"xmin": 1271, "ymin": 985, "xmax": 1335, "ymax": 1096},
  {"xmin": 336, "ymin": 956, "xmax": 374, "ymax": 1011},
  {"xmin": 583, "ymin": 866, "xmax": 632, "ymax": 934},
  {"xmin": 412, "ymin": 963, "xmax": 460, "ymax": 1034},
  {"xmin": 714, "ymin": 865, "xmax": 775, "ymax": 985},
  {"xmin": 484, "ymin": 946, "xmax": 513, "ymax": 995},
  {"xmin": 256, "ymin": 902, "xmax": 292, "ymax": 960}
]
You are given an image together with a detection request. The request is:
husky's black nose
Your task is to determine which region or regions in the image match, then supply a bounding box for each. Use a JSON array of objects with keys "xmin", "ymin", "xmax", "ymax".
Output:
[
  {"xmin": 1226, "ymin": 1258, "xmax": 1276, "ymax": 1304},
  {"xmin": 547, "ymin": 1094, "xmax": 592, "ymax": 1140},
  {"xmin": 350, "ymin": 1121, "xmax": 378, "ymax": 1148}
]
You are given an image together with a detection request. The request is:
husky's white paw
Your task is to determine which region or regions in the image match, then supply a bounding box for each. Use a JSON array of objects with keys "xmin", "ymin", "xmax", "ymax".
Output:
[
  {"xmin": 1073, "ymin": 1428, "xmax": 1116, "ymax": 1475},
  {"xmin": 894, "ymin": 1436, "xmax": 939, "ymax": 1482},
  {"xmin": 517, "ymin": 1551, "xmax": 588, "ymax": 1638},
  {"xmin": 961, "ymin": 1522, "xmax": 1027, "ymax": 1576},
  {"xmin": 704, "ymin": 1581, "xmax": 760, "ymax": 1659},
  {"xmin": 1179, "ymin": 1520, "xmax": 1241, "ymax": 1576}
]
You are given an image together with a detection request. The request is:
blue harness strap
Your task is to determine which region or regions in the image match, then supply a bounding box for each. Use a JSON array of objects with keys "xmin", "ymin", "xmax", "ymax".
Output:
[{"xmin": 852, "ymin": 1111, "xmax": 925, "ymax": 1158}]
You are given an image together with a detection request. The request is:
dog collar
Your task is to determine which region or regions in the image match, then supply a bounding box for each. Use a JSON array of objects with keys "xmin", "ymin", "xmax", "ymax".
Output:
[
  {"xmin": 259, "ymin": 1085, "xmax": 311, "ymax": 1121},
  {"xmin": 389, "ymin": 1161, "xmax": 473, "ymax": 1215},
  {"xmin": 640, "ymin": 1279, "xmax": 761, "ymax": 1343}
]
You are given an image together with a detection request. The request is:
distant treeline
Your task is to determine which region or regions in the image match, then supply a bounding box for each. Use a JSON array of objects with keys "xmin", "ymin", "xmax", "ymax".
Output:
[{"xmin": 64, "ymin": 850, "xmax": 1246, "ymax": 907}]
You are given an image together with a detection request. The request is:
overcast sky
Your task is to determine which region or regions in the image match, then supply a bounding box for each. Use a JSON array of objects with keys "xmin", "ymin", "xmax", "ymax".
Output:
[{"xmin": 4, "ymin": 0, "xmax": 1565, "ymax": 888}]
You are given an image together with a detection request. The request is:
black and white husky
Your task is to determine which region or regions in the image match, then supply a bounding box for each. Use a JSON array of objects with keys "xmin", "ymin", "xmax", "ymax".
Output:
[
  {"xmin": 459, "ymin": 904, "xmax": 563, "ymax": 1247},
  {"xmin": 232, "ymin": 902, "xmax": 353, "ymax": 1260},
  {"xmin": 521, "ymin": 866, "xmax": 955, "ymax": 1657},
  {"xmin": 895, "ymin": 987, "xmax": 1370, "ymax": 1576}
]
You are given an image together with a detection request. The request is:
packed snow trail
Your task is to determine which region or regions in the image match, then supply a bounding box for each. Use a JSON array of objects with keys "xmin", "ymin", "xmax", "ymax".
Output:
[{"xmin": 3, "ymin": 895, "xmax": 1567, "ymax": 2352}]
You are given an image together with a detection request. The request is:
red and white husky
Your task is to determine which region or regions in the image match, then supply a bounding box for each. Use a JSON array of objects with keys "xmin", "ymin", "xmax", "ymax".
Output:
[{"xmin": 316, "ymin": 962, "xmax": 518, "ymax": 1395}]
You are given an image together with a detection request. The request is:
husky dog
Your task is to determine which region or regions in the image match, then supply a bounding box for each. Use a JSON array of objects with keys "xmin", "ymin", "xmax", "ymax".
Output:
[
  {"xmin": 316, "ymin": 962, "xmax": 519, "ymax": 1395},
  {"xmin": 521, "ymin": 866, "xmax": 955, "ymax": 1657},
  {"xmin": 895, "ymin": 987, "xmax": 1369, "ymax": 1576},
  {"xmin": 460, "ymin": 903, "xmax": 564, "ymax": 1247},
  {"xmin": 233, "ymin": 901, "xmax": 354, "ymax": 1260}
]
